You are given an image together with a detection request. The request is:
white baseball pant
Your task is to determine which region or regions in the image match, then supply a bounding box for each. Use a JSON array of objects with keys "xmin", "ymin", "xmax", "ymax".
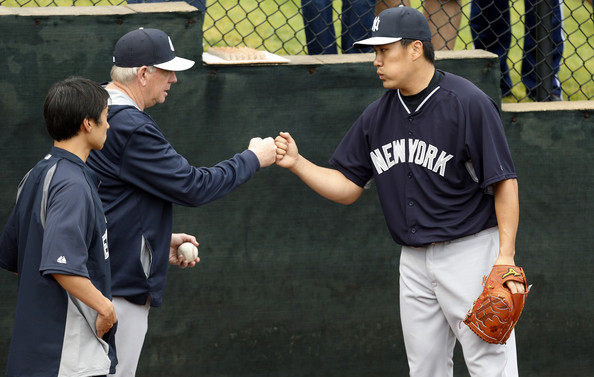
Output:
[
  {"xmin": 108, "ymin": 297, "xmax": 151, "ymax": 377},
  {"xmin": 399, "ymin": 226, "xmax": 518, "ymax": 377}
]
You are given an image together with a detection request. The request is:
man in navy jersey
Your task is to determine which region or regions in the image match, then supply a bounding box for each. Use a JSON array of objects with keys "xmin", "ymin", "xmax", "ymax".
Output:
[
  {"xmin": 275, "ymin": 6, "xmax": 525, "ymax": 377},
  {"xmin": 86, "ymin": 28, "xmax": 277, "ymax": 377},
  {"xmin": 0, "ymin": 77, "xmax": 117, "ymax": 376}
]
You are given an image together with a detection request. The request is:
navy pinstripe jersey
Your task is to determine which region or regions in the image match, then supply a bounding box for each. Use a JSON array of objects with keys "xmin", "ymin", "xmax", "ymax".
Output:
[
  {"xmin": 0, "ymin": 147, "xmax": 116, "ymax": 376},
  {"xmin": 329, "ymin": 71, "xmax": 517, "ymax": 247}
]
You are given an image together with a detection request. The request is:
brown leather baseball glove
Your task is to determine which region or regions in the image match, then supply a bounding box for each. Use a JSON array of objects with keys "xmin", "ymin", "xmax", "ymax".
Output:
[{"xmin": 463, "ymin": 265, "xmax": 529, "ymax": 344}]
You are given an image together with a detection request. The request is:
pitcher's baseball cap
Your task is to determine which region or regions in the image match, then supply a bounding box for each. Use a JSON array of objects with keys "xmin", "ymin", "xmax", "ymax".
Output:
[
  {"xmin": 353, "ymin": 6, "xmax": 431, "ymax": 48},
  {"xmin": 113, "ymin": 28, "xmax": 195, "ymax": 71}
]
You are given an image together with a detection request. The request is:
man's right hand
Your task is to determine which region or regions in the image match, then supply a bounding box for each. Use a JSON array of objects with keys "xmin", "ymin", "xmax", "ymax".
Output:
[
  {"xmin": 96, "ymin": 298, "xmax": 117, "ymax": 339},
  {"xmin": 52, "ymin": 273, "xmax": 118, "ymax": 339},
  {"xmin": 274, "ymin": 131, "xmax": 299, "ymax": 169},
  {"xmin": 273, "ymin": 131, "xmax": 364, "ymax": 205},
  {"xmin": 248, "ymin": 137, "xmax": 277, "ymax": 168}
]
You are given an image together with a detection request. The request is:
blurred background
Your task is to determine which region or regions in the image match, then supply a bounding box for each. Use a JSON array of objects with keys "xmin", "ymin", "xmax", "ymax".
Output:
[{"xmin": 1, "ymin": 0, "xmax": 592, "ymax": 102}]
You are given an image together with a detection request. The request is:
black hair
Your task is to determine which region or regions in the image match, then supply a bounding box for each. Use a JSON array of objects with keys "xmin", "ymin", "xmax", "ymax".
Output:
[
  {"xmin": 43, "ymin": 76, "xmax": 109, "ymax": 141},
  {"xmin": 400, "ymin": 39, "xmax": 435, "ymax": 64}
]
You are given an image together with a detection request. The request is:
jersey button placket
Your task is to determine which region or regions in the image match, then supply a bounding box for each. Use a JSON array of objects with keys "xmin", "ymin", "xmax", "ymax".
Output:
[
  {"xmin": 406, "ymin": 192, "xmax": 414, "ymax": 241},
  {"xmin": 407, "ymin": 199, "xmax": 417, "ymax": 240},
  {"xmin": 406, "ymin": 122, "xmax": 417, "ymax": 242}
]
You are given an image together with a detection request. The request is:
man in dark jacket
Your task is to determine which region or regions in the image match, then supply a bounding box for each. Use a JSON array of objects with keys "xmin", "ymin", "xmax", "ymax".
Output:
[{"xmin": 87, "ymin": 28, "xmax": 277, "ymax": 377}]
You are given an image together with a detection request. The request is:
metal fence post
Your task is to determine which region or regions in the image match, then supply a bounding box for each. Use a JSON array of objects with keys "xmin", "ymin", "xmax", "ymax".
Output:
[{"xmin": 534, "ymin": 0, "xmax": 555, "ymax": 101}]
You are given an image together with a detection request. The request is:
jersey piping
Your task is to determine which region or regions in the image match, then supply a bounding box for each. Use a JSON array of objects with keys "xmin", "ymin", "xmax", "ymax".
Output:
[{"xmin": 398, "ymin": 86, "xmax": 441, "ymax": 114}]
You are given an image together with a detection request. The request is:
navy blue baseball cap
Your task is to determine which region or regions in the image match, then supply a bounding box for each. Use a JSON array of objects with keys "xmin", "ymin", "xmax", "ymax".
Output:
[
  {"xmin": 353, "ymin": 6, "xmax": 431, "ymax": 48},
  {"xmin": 113, "ymin": 28, "xmax": 195, "ymax": 71}
]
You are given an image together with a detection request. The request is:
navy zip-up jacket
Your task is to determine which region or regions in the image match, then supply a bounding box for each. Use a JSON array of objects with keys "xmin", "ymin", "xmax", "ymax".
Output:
[{"xmin": 87, "ymin": 90, "xmax": 260, "ymax": 307}]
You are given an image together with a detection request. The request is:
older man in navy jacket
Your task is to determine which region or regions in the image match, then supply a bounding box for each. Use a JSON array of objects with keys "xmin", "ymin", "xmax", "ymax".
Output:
[{"xmin": 87, "ymin": 28, "xmax": 277, "ymax": 377}]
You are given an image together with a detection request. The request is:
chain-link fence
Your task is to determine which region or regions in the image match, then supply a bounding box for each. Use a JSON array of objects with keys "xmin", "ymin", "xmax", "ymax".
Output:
[{"xmin": 1, "ymin": 0, "xmax": 592, "ymax": 102}]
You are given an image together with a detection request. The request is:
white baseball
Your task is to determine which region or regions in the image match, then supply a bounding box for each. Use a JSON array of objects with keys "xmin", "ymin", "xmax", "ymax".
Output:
[{"xmin": 177, "ymin": 242, "xmax": 198, "ymax": 261}]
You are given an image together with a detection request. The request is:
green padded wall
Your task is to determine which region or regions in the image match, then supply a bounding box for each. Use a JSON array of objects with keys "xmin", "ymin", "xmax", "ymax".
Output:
[
  {"xmin": 500, "ymin": 109, "xmax": 594, "ymax": 376},
  {"xmin": 0, "ymin": 6, "xmax": 592, "ymax": 377}
]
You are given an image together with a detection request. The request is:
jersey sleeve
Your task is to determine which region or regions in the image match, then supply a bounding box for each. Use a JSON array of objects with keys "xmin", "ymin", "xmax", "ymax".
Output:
[
  {"xmin": 119, "ymin": 122, "xmax": 260, "ymax": 207},
  {"xmin": 328, "ymin": 104, "xmax": 377, "ymax": 187},
  {"xmin": 40, "ymin": 165, "xmax": 93, "ymax": 278},
  {"xmin": 465, "ymin": 93, "xmax": 517, "ymax": 188},
  {"xmin": 0, "ymin": 209, "xmax": 19, "ymax": 273},
  {"xmin": 0, "ymin": 169, "xmax": 33, "ymax": 273}
]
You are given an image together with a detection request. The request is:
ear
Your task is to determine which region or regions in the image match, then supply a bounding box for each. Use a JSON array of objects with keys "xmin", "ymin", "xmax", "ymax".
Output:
[
  {"xmin": 81, "ymin": 118, "xmax": 93, "ymax": 134},
  {"xmin": 137, "ymin": 66, "xmax": 148, "ymax": 86},
  {"xmin": 410, "ymin": 40, "xmax": 424, "ymax": 61}
]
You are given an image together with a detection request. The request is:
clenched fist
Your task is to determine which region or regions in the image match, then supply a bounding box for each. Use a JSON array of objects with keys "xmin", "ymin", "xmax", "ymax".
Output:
[{"xmin": 248, "ymin": 137, "xmax": 277, "ymax": 168}]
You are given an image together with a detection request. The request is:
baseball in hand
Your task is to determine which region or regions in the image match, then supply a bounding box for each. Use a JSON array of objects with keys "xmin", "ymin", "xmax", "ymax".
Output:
[{"xmin": 177, "ymin": 242, "xmax": 198, "ymax": 261}]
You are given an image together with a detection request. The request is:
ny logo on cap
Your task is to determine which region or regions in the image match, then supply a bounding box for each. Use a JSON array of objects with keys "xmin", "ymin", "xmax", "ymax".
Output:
[{"xmin": 372, "ymin": 17, "xmax": 380, "ymax": 32}]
